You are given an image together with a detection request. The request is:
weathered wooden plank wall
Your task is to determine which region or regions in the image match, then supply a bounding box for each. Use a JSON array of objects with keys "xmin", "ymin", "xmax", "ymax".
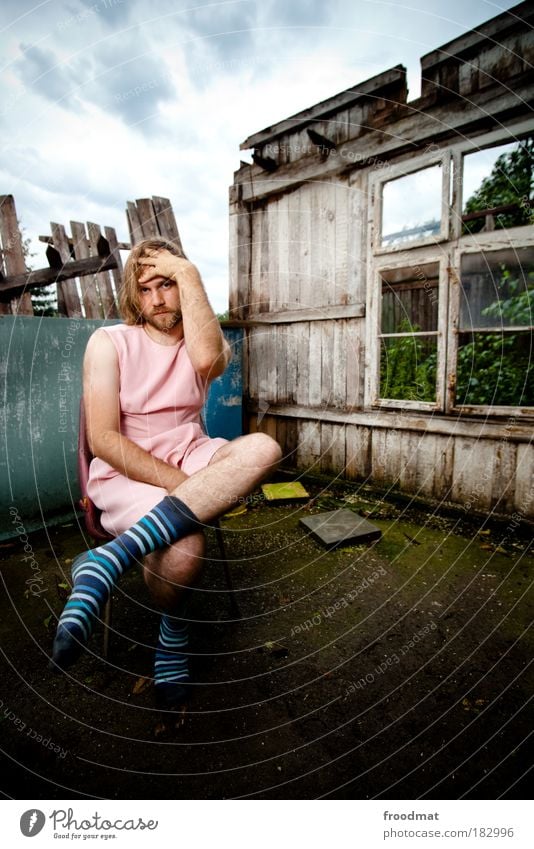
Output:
[
  {"xmin": 241, "ymin": 177, "xmax": 367, "ymax": 420},
  {"xmin": 231, "ymin": 4, "xmax": 534, "ymax": 520}
]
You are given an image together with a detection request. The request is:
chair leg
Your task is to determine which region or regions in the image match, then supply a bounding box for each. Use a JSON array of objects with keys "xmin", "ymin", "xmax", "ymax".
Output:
[
  {"xmin": 214, "ymin": 520, "xmax": 241, "ymax": 619},
  {"xmin": 90, "ymin": 539, "xmax": 114, "ymax": 659}
]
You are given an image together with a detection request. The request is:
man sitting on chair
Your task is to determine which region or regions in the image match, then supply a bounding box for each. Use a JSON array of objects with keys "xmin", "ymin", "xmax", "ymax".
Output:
[{"xmin": 51, "ymin": 238, "xmax": 282, "ymax": 713}]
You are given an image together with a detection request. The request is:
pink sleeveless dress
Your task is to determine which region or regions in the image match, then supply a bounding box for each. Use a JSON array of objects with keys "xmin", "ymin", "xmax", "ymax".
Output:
[{"xmin": 86, "ymin": 323, "xmax": 227, "ymax": 534}]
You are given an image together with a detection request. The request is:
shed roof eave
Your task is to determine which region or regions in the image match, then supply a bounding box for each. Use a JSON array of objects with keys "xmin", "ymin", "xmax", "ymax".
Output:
[
  {"xmin": 239, "ymin": 64, "xmax": 406, "ymax": 151},
  {"xmin": 420, "ymin": 0, "xmax": 534, "ymax": 69}
]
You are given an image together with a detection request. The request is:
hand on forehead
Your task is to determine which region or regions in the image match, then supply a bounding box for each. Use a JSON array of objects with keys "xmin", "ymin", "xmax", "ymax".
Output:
[{"xmin": 137, "ymin": 248, "xmax": 168, "ymax": 280}]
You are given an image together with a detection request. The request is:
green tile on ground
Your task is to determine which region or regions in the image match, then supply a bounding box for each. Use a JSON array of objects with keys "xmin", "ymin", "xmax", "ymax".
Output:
[{"xmin": 262, "ymin": 481, "xmax": 310, "ymax": 501}]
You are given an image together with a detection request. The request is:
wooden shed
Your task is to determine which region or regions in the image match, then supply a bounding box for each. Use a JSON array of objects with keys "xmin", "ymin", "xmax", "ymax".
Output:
[{"xmin": 229, "ymin": 1, "xmax": 534, "ymax": 519}]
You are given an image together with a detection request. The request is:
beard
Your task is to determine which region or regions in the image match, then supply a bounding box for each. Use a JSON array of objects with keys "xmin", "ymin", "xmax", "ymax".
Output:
[{"xmin": 143, "ymin": 309, "xmax": 182, "ymax": 333}]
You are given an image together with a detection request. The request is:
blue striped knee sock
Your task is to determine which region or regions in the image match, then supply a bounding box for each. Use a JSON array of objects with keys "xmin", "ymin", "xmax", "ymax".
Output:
[
  {"xmin": 154, "ymin": 612, "xmax": 191, "ymax": 710},
  {"xmin": 51, "ymin": 496, "xmax": 200, "ymax": 670}
]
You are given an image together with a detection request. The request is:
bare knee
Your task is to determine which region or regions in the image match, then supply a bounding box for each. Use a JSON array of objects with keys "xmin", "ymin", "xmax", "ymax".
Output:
[
  {"xmin": 258, "ymin": 432, "xmax": 283, "ymax": 467},
  {"xmin": 243, "ymin": 432, "xmax": 282, "ymax": 468}
]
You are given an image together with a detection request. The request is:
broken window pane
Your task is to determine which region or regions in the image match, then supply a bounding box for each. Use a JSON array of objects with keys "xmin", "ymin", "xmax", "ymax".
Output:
[
  {"xmin": 462, "ymin": 137, "xmax": 533, "ymax": 234},
  {"xmin": 456, "ymin": 248, "xmax": 534, "ymax": 407},
  {"xmin": 381, "ymin": 164, "xmax": 442, "ymax": 248}
]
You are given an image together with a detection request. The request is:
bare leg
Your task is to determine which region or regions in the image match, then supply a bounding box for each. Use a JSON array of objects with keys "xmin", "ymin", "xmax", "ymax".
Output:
[
  {"xmin": 143, "ymin": 432, "xmax": 281, "ymax": 605},
  {"xmin": 51, "ymin": 433, "xmax": 280, "ymax": 674},
  {"xmin": 143, "ymin": 433, "xmax": 280, "ymax": 710},
  {"xmin": 170, "ymin": 432, "xmax": 282, "ymax": 522},
  {"xmin": 143, "ymin": 532, "xmax": 205, "ymax": 609},
  {"xmin": 143, "ymin": 533, "xmax": 205, "ymax": 714}
]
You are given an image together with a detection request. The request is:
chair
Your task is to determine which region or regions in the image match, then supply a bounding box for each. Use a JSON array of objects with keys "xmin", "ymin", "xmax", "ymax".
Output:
[{"xmin": 77, "ymin": 398, "xmax": 240, "ymax": 657}]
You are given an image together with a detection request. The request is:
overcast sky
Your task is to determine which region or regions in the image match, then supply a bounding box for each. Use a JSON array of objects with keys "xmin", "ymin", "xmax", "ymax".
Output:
[{"xmin": 0, "ymin": 0, "xmax": 520, "ymax": 313}]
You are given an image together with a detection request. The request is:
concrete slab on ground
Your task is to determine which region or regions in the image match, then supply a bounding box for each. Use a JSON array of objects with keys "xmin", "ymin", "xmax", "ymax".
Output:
[{"xmin": 300, "ymin": 509, "xmax": 382, "ymax": 547}]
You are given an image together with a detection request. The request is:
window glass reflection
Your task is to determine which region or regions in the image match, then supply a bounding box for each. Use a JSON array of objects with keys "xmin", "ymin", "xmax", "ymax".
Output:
[
  {"xmin": 462, "ymin": 138, "xmax": 533, "ymax": 234},
  {"xmin": 381, "ymin": 165, "xmax": 442, "ymax": 247}
]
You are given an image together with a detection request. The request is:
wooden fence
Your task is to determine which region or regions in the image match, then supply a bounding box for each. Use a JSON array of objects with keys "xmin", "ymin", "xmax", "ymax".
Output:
[{"xmin": 0, "ymin": 194, "xmax": 182, "ymax": 318}]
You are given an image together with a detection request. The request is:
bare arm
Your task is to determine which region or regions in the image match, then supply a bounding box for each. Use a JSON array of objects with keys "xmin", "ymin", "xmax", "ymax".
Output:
[
  {"xmin": 84, "ymin": 329, "xmax": 187, "ymax": 492},
  {"xmin": 138, "ymin": 249, "xmax": 231, "ymax": 380},
  {"xmin": 179, "ymin": 264, "xmax": 231, "ymax": 380}
]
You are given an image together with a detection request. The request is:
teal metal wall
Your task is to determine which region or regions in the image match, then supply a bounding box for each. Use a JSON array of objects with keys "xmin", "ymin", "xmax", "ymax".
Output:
[{"xmin": 0, "ymin": 316, "xmax": 243, "ymax": 540}]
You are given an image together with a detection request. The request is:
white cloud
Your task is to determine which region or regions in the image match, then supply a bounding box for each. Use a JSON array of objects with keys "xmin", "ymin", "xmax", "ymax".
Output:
[{"xmin": 0, "ymin": 0, "xmax": 521, "ymax": 315}]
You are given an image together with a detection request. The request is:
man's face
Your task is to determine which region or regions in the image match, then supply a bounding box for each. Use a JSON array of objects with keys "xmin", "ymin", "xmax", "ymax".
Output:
[{"xmin": 137, "ymin": 276, "xmax": 182, "ymax": 332}]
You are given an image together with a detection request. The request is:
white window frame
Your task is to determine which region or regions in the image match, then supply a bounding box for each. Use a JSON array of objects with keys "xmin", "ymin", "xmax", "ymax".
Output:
[
  {"xmin": 372, "ymin": 151, "xmax": 451, "ymax": 255},
  {"xmin": 449, "ymin": 120, "xmax": 534, "ymax": 241},
  {"xmin": 366, "ymin": 252, "xmax": 449, "ymax": 411},
  {"xmin": 366, "ymin": 124, "xmax": 534, "ymax": 416},
  {"xmin": 447, "ymin": 231, "xmax": 534, "ymax": 418}
]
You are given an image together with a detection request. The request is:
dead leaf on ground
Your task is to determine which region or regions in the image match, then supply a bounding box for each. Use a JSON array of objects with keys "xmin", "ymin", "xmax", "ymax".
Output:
[
  {"xmin": 223, "ymin": 504, "xmax": 248, "ymax": 518},
  {"xmin": 403, "ymin": 533, "xmax": 421, "ymax": 545},
  {"xmin": 132, "ymin": 676, "xmax": 153, "ymax": 695},
  {"xmin": 462, "ymin": 697, "xmax": 487, "ymax": 713},
  {"xmin": 55, "ymin": 578, "xmax": 71, "ymax": 600},
  {"xmin": 261, "ymin": 640, "xmax": 289, "ymax": 659}
]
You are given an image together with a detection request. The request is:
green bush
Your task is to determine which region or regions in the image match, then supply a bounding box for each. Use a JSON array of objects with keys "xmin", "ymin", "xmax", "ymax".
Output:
[
  {"xmin": 380, "ymin": 320, "xmax": 437, "ymax": 402},
  {"xmin": 456, "ymin": 268, "xmax": 534, "ymax": 406}
]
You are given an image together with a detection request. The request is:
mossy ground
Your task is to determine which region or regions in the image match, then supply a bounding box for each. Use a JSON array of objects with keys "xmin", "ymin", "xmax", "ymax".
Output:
[{"xmin": 1, "ymin": 477, "xmax": 532, "ymax": 799}]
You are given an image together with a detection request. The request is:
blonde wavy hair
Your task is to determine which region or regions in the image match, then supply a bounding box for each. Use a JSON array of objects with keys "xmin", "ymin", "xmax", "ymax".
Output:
[{"xmin": 119, "ymin": 237, "xmax": 187, "ymax": 325}]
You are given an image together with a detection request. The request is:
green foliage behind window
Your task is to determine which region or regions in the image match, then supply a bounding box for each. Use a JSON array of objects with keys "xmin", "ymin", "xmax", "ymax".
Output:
[
  {"xmin": 456, "ymin": 269, "xmax": 534, "ymax": 407},
  {"xmin": 463, "ymin": 137, "xmax": 533, "ymax": 234},
  {"xmin": 380, "ymin": 320, "xmax": 437, "ymax": 402}
]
